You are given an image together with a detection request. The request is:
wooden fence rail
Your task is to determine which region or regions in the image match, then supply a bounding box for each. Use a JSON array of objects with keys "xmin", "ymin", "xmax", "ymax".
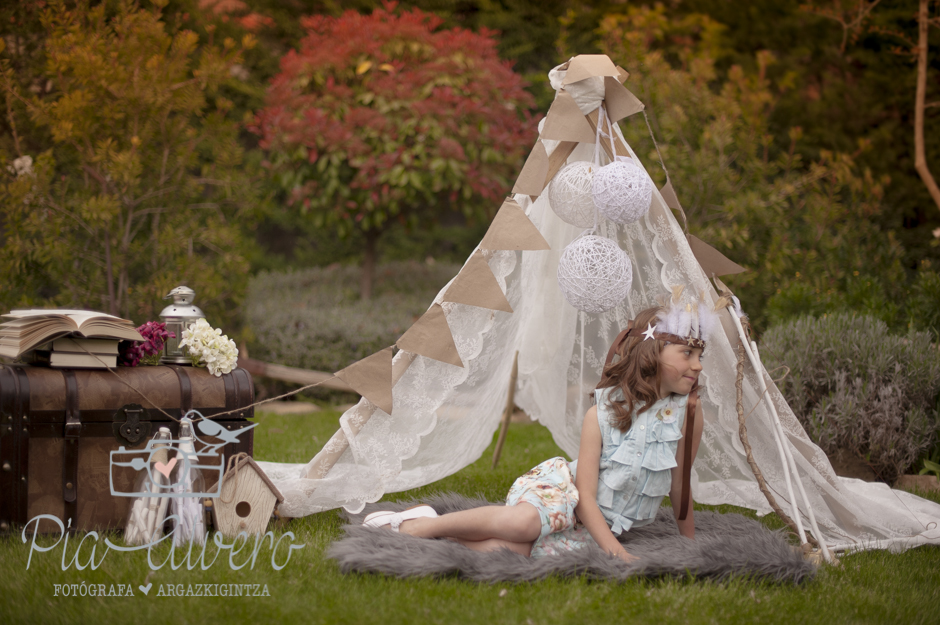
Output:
[{"xmin": 236, "ymin": 355, "xmax": 354, "ymax": 393}]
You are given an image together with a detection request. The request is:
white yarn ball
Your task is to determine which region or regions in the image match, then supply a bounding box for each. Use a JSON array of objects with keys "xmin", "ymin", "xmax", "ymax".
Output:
[
  {"xmin": 557, "ymin": 235, "xmax": 633, "ymax": 313},
  {"xmin": 592, "ymin": 160, "xmax": 653, "ymax": 224},
  {"xmin": 548, "ymin": 161, "xmax": 596, "ymax": 228}
]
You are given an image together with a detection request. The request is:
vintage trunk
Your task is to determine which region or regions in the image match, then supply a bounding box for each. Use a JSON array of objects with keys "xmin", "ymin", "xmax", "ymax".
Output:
[{"xmin": 0, "ymin": 364, "xmax": 254, "ymax": 533}]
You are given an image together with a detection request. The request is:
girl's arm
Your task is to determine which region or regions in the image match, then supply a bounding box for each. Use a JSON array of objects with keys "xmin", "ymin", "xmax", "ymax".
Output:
[
  {"xmin": 574, "ymin": 405, "xmax": 638, "ymax": 564},
  {"xmin": 671, "ymin": 399, "xmax": 704, "ymax": 539}
]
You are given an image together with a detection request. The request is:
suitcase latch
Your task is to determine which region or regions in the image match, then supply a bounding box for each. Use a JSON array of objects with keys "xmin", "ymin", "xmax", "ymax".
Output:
[
  {"xmin": 113, "ymin": 404, "xmax": 151, "ymax": 445},
  {"xmin": 64, "ymin": 414, "xmax": 81, "ymax": 439}
]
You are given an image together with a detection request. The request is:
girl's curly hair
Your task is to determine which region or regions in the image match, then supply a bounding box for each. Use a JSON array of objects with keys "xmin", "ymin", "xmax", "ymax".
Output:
[{"xmin": 595, "ymin": 306, "xmax": 687, "ymax": 432}]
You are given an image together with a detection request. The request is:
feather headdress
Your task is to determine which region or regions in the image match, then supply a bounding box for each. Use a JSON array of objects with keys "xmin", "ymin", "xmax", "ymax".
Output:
[{"xmin": 645, "ymin": 287, "xmax": 721, "ymax": 349}]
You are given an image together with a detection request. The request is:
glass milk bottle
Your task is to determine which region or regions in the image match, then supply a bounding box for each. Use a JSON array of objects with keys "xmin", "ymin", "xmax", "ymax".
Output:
[
  {"xmin": 124, "ymin": 427, "xmax": 173, "ymax": 546},
  {"xmin": 170, "ymin": 417, "xmax": 207, "ymax": 546}
]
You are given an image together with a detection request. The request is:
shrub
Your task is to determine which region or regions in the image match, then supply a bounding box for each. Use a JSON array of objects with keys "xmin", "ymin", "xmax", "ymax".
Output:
[
  {"xmin": 245, "ymin": 261, "xmax": 460, "ymax": 375},
  {"xmin": 765, "ymin": 267, "xmax": 940, "ymax": 337},
  {"xmin": 908, "ymin": 263, "xmax": 940, "ymax": 338},
  {"xmin": 760, "ymin": 314, "xmax": 940, "ymax": 484}
]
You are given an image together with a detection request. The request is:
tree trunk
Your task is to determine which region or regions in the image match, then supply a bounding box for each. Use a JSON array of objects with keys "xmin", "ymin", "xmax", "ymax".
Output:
[
  {"xmin": 915, "ymin": 0, "xmax": 940, "ymax": 215},
  {"xmin": 104, "ymin": 229, "xmax": 117, "ymax": 316},
  {"xmin": 360, "ymin": 229, "xmax": 380, "ymax": 301}
]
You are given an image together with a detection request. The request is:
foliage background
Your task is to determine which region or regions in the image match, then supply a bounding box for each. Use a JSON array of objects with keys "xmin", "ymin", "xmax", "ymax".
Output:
[
  {"xmin": 1, "ymin": 1, "xmax": 939, "ymax": 474},
  {"xmin": 250, "ymin": 4, "xmax": 534, "ymax": 299},
  {"xmin": 3, "ymin": 0, "xmax": 938, "ymax": 332}
]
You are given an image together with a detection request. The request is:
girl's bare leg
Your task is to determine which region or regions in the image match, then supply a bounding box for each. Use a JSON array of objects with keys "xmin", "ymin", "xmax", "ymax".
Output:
[
  {"xmin": 452, "ymin": 537, "xmax": 534, "ymax": 557},
  {"xmin": 399, "ymin": 504, "xmax": 541, "ymax": 544}
]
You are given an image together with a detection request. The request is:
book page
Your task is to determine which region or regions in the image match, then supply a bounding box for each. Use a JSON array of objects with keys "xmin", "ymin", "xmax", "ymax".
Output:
[
  {"xmin": 5, "ymin": 309, "xmax": 129, "ymax": 326},
  {"xmin": 0, "ymin": 308, "xmax": 140, "ymax": 355}
]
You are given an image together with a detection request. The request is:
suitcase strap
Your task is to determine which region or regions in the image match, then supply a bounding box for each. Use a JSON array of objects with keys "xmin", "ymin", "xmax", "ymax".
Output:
[
  {"xmin": 168, "ymin": 365, "xmax": 193, "ymax": 416},
  {"xmin": 62, "ymin": 370, "xmax": 81, "ymax": 525}
]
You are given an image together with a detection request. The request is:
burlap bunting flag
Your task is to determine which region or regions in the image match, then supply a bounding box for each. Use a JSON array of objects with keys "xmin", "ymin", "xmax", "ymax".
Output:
[
  {"xmin": 396, "ymin": 303, "xmax": 463, "ymax": 368},
  {"xmin": 687, "ymin": 235, "xmax": 747, "ymax": 277},
  {"xmin": 563, "ymin": 54, "xmax": 620, "ymax": 85},
  {"xmin": 443, "ymin": 250, "xmax": 513, "ymax": 312},
  {"xmin": 540, "ymin": 91, "xmax": 597, "ymax": 143},
  {"xmin": 604, "ymin": 77, "xmax": 645, "ymax": 122},
  {"xmin": 513, "ymin": 141, "xmax": 550, "ymax": 196},
  {"xmin": 334, "ymin": 346, "xmax": 394, "ymax": 414},
  {"xmin": 479, "ymin": 198, "xmax": 551, "ymax": 251}
]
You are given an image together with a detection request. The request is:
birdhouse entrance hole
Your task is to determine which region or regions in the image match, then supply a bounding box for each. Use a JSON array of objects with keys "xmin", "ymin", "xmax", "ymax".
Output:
[{"xmin": 236, "ymin": 501, "xmax": 251, "ymax": 518}]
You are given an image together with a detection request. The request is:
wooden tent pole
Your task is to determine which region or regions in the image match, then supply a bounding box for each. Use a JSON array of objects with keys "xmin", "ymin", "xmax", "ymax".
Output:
[
  {"xmin": 492, "ymin": 351, "xmax": 520, "ymax": 468},
  {"xmin": 735, "ymin": 341, "xmax": 818, "ymax": 549},
  {"xmin": 728, "ymin": 310, "xmax": 834, "ymax": 563}
]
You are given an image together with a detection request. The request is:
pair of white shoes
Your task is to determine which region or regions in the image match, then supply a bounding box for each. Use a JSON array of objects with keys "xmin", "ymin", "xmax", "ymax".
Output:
[{"xmin": 362, "ymin": 505, "xmax": 438, "ymax": 532}]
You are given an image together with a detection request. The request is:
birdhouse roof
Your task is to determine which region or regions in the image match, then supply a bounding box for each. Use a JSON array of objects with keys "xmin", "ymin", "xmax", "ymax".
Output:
[{"xmin": 224, "ymin": 455, "xmax": 284, "ymax": 504}]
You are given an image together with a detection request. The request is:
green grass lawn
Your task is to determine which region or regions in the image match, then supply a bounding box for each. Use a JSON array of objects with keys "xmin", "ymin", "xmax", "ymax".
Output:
[{"xmin": 2, "ymin": 408, "xmax": 939, "ymax": 624}]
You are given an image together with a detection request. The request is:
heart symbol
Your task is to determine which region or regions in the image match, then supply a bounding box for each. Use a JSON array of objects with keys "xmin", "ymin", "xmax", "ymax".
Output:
[
  {"xmin": 154, "ymin": 457, "xmax": 177, "ymax": 479},
  {"xmin": 139, "ymin": 583, "xmax": 152, "ymax": 596}
]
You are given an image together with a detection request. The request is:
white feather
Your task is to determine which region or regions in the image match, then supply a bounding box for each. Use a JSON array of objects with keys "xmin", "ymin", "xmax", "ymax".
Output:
[
  {"xmin": 677, "ymin": 306, "xmax": 692, "ymax": 337},
  {"xmin": 698, "ymin": 300, "xmax": 718, "ymax": 341},
  {"xmin": 661, "ymin": 304, "xmax": 680, "ymax": 335}
]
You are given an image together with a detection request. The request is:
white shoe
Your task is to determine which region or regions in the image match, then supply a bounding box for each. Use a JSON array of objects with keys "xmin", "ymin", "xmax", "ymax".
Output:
[
  {"xmin": 362, "ymin": 510, "xmax": 397, "ymax": 527},
  {"xmin": 363, "ymin": 505, "xmax": 438, "ymax": 531}
]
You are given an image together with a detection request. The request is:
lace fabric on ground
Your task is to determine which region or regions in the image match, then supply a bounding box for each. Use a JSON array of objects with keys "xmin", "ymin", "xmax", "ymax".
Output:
[{"xmin": 256, "ymin": 75, "xmax": 940, "ymax": 555}]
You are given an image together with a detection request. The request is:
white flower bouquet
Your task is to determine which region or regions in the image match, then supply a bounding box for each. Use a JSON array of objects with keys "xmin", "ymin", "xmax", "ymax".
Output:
[{"xmin": 178, "ymin": 318, "xmax": 239, "ymax": 376}]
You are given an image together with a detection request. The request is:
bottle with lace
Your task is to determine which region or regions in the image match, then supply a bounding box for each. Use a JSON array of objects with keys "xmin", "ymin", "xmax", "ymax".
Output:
[
  {"xmin": 124, "ymin": 427, "xmax": 173, "ymax": 546},
  {"xmin": 169, "ymin": 417, "xmax": 207, "ymax": 546}
]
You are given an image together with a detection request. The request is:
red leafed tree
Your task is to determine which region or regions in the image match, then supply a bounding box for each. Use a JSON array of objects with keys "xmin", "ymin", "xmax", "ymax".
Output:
[{"xmin": 252, "ymin": 3, "xmax": 535, "ymax": 299}]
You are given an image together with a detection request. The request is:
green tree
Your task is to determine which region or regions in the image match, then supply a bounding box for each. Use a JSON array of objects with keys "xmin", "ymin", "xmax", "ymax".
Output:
[
  {"xmin": 252, "ymin": 3, "xmax": 534, "ymax": 299},
  {"xmin": 596, "ymin": 5, "xmax": 906, "ymax": 331},
  {"xmin": 0, "ymin": 0, "xmax": 264, "ymax": 331}
]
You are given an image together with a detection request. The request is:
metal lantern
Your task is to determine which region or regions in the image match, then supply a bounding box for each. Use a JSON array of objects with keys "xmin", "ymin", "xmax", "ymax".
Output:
[{"xmin": 159, "ymin": 286, "xmax": 205, "ymax": 364}]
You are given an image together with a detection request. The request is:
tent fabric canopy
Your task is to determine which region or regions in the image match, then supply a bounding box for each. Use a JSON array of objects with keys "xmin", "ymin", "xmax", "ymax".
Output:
[{"xmin": 256, "ymin": 57, "xmax": 940, "ymax": 554}]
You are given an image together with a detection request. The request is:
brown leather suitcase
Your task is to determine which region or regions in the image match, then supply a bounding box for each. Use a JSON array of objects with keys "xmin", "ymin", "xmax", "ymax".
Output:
[{"xmin": 0, "ymin": 364, "xmax": 254, "ymax": 533}]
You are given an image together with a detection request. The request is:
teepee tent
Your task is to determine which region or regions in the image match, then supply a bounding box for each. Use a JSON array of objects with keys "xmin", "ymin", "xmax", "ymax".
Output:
[{"xmin": 257, "ymin": 55, "xmax": 940, "ymax": 558}]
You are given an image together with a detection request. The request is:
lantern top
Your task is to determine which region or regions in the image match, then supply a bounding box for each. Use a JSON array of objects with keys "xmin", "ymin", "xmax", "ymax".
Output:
[
  {"xmin": 164, "ymin": 286, "xmax": 196, "ymax": 306},
  {"xmin": 158, "ymin": 285, "xmax": 204, "ymax": 320}
]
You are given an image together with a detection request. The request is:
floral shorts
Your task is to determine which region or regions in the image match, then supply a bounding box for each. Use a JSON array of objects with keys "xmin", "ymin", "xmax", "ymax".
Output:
[
  {"xmin": 530, "ymin": 524, "xmax": 596, "ymax": 558},
  {"xmin": 505, "ymin": 457, "xmax": 581, "ymax": 541}
]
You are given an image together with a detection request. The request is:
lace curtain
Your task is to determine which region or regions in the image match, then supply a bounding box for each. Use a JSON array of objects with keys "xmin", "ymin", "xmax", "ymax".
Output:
[{"xmin": 257, "ymin": 70, "xmax": 940, "ymax": 554}]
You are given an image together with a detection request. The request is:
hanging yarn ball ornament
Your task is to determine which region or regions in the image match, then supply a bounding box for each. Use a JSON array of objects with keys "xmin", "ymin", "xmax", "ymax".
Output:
[
  {"xmin": 548, "ymin": 161, "xmax": 596, "ymax": 228},
  {"xmin": 592, "ymin": 160, "xmax": 653, "ymax": 225},
  {"xmin": 557, "ymin": 235, "xmax": 633, "ymax": 313}
]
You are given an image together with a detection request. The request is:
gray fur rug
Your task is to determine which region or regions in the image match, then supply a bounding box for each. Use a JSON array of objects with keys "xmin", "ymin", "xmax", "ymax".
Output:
[{"xmin": 328, "ymin": 493, "xmax": 815, "ymax": 584}]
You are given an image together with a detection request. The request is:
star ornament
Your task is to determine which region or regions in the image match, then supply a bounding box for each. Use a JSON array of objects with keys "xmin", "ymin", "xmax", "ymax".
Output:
[{"xmin": 643, "ymin": 323, "xmax": 657, "ymax": 341}]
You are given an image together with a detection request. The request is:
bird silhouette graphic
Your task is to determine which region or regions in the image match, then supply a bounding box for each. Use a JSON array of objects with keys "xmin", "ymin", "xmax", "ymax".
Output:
[{"xmin": 186, "ymin": 410, "xmax": 258, "ymax": 452}]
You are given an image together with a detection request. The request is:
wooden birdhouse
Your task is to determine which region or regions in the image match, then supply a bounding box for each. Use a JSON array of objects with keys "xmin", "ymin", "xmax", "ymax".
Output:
[{"xmin": 211, "ymin": 455, "xmax": 283, "ymax": 538}]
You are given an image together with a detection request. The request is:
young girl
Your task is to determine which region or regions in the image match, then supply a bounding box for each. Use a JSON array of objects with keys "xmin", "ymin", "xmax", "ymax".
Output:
[{"xmin": 363, "ymin": 303, "xmax": 707, "ymax": 563}]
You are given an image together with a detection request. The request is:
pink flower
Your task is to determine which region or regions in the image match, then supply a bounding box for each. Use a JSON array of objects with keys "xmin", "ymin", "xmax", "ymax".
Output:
[{"xmin": 119, "ymin": 321, "xmax": 175, "ymax": 367}]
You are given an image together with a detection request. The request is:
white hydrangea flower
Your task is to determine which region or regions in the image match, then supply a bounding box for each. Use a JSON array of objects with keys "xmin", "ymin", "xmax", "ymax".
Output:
[{"xmin": 179, "ymin": 318, "xmax": 238, "ymax": 376}]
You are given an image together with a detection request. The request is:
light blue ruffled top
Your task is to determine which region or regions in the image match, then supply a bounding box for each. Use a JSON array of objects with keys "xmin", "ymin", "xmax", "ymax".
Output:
[{"xmin": 571, "ymin": 386, "xmax": 688, "ymax": 535}]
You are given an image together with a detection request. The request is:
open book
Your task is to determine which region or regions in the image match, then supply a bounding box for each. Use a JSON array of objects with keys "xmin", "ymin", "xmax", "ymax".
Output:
[{"xmin": 0, "ymin": 309, "xmax": 143, "ymax": 359}]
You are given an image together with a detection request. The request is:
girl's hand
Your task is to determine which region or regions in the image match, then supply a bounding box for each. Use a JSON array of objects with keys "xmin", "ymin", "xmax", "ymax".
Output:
[{"xmin": 616, "ymin": 548, "xmax": 639, "ymax": 564}]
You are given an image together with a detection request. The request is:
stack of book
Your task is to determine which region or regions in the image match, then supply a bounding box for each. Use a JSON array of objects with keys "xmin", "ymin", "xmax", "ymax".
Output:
[{"xmin": 0, "ymin": 309, "xmax": 144, "ymax": 368}]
